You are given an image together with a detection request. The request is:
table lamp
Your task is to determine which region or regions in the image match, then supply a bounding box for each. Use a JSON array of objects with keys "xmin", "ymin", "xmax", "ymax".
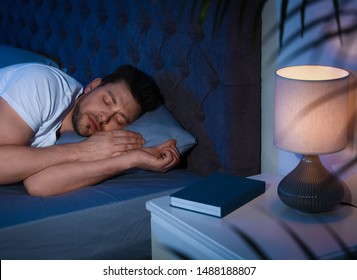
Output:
[{"xmin": 274, "ymin": 65, "xmax": 350, "ymax": 213}]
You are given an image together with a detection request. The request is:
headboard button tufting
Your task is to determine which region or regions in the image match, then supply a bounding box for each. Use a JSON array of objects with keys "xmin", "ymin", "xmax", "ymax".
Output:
[{"xmin": 0, "ymin": 0, "xmax": 262, "ymax": 177}]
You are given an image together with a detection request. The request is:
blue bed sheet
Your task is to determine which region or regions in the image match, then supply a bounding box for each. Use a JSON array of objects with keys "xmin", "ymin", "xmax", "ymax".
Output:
[{"xmin": 0, "ymin": 169, "xmax": 201, "ymax": 259}]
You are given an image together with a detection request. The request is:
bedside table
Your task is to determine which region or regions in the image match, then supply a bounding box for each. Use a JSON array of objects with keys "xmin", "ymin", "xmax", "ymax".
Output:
[{"xmin": 146, "ymin": 173, "xmax": 357, "ymax": 260}]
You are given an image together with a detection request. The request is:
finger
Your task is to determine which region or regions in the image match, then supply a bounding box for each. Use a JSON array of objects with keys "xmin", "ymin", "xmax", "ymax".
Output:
[
  {"xmin": 161, "ymin": 146, "xmax": 180, "ymax": 160},
  {"xmin": 113, "ymin": 136, "xmax": 145, "ymax": 145},
  {"xmin": 111, "ymin": 130, "xmax": 144, "ymax": 139},
  {"xmin": 157, "ymin": 139, "xmax": 176, "ymax": 149},
  {"xmin": 171, "ymin": 145, "xmax": 180, "ymax": 159},
  {"xmin": 91, "ymin": 131, "xmax": 145, "ymax": 145},
  {"xmin": 113, "ymin": 143, "xmax": 144, "ymax": 152},
  {"xmin": 160, "ymin": 150, "xmax": 180, "ymax": 167},
  {"xmin": 161, "ymin": 158, "xmax": 180, "ymax": 172}
]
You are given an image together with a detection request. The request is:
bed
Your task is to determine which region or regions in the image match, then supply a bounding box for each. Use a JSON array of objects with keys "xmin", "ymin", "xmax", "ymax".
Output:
[{"xmin": 0, "ymin": 0, "xmax": 262, "ymax": 259}]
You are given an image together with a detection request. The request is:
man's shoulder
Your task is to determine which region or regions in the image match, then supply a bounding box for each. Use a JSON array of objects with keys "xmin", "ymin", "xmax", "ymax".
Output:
[
  {"xmin": 1, "ymin": 63, "xmax": 82, "ymax": 95},
  {"xmin": 1, "ymin": 62, "xmax": 55, "ymax": 74},
  {"xmin": 0, "ymin": 63, "xmax": 77, "ymax": 84},
  {"xmin": 1, "ymin": 63, "xmax": 57, "ymax": 85}
]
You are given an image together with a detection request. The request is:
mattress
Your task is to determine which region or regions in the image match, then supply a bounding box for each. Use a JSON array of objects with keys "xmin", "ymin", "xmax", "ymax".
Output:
[{"xmin": 0, "ymin": 169, "xmax": 201, "ymax": 259}]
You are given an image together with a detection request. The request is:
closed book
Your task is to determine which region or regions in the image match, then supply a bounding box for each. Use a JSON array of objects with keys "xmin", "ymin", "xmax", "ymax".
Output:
[{"xmin": 170, "ymin": 173, "xmax": 265, "ymax": 217}]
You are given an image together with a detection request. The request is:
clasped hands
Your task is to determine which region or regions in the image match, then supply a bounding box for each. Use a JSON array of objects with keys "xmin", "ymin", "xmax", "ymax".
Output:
[{"xmin": 77, "ymin": 130, "xmax": 180, "ymax": 172}]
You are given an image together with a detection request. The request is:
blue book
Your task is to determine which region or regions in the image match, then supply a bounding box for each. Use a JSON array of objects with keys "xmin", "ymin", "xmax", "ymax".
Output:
[{"xmin": 170, "ymin": 173, "xmax": 265, "ymax": 217}]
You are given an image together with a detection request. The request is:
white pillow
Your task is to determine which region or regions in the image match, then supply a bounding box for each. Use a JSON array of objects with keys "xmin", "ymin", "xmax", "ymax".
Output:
[{"xmin": 125, "ymin": 105, "xmax": 196, "ymax": 154}]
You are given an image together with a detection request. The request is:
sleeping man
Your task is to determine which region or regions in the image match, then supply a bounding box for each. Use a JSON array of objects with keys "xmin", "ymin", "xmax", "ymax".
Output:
[{"xmin": 0, "ymin": 63, "xmax": 180, "ymax": 197}]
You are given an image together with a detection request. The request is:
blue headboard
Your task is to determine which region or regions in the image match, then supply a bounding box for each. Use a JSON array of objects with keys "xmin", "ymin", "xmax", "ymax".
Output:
[{"xmin": 0, "ymin": 0, "xmax": 262, "ymax": 177}]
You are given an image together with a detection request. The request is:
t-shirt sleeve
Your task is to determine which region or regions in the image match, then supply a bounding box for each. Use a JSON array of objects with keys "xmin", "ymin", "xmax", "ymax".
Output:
[{"xmin": 0, "ymin": 64, "xmax": 76, "ymax": 133}]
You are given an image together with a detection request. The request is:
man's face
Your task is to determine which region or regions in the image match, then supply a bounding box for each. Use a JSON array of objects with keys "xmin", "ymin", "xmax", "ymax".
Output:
[{"xmin": 72, "ymin": 81, "xmax": 141, "ymax": 137}]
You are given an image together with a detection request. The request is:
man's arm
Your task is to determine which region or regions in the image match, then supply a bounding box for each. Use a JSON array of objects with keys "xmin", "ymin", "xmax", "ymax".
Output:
[
  {"xmin": 0, "ymin": 98, "xmax": 180, "ymax": 196},
  {"xmin": 23, "ymin": 140, "xmax": 180, "ymax": 196},
  {"xmin": 0, "ymin": 98, "xmax": 145, "ymax": 184}
]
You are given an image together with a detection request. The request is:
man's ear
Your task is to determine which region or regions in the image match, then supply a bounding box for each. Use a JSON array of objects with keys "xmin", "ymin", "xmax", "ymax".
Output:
[{"xmin": 84, "ymin": 78, "xmax": 102, "ymax": 94}]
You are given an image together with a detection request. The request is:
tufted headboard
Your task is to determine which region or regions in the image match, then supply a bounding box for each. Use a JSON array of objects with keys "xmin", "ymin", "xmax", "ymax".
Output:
[{"xmin": 0, "ymin": 0, "xmax": 262, "ymax": 177}]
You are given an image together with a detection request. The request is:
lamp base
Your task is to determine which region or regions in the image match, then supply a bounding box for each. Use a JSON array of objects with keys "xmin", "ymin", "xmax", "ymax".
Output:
[{"xmin": 277, "ymin": 155, "xmax": 344, "ymax": 213}]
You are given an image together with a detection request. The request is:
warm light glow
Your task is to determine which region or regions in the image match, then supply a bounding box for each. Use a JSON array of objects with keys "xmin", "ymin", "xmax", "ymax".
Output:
[
  {"xmin": 276, "ymin": 65, "xmax": 349, "ymax": 81},
  {"xmin": 274, "ymin": 65, "xmax": 350, "ymax": 155}
]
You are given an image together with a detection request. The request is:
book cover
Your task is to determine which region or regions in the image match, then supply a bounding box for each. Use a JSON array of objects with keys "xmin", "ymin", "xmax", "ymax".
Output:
[{"xmin": 170, "ymin": 173, "xmax": 265, "ymax": 217}]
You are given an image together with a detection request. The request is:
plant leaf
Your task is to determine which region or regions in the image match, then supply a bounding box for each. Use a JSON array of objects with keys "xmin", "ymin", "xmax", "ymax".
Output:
[
  {"xmin": 229, "ymin": 224, "xmax": 270, "ymax": 259},
  {"xmin": 278, "ymin": 22, "xmax": 357, "ymax": 65},
  {"xmin": 300, "ymin": 0, "xmax": 309, "ymax": 37},
  {"xmin": 198, "ymin": 0, "xmax": 212, "ymax": 27},
  {"xmin": 279, "ymin": 0, "xmax": 289, "ymax": 49},
  {"xmin": 333, "ymin": 0, "xmax": 343, "ymax": 44},
  {"xmin": 213, "ymin": 0, "xmax": 230, "ymax": 33}
]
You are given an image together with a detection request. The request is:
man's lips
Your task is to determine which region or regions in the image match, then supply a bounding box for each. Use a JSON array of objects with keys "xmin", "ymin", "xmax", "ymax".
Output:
[{"xmin": 88, "ymin": 115, "xmax": 98, "ymax": 131}]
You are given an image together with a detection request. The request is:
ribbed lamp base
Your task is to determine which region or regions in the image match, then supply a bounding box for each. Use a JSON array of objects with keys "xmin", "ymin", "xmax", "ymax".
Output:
[{"xmin": 277, "ymin": 155, "xmax": 345, "ymax": 213}]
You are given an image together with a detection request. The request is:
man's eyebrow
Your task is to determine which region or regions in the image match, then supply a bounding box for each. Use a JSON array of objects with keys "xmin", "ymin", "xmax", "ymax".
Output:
[{"xmin": 108, "ymin": 90, "xmax": 117, "ymax": 105}]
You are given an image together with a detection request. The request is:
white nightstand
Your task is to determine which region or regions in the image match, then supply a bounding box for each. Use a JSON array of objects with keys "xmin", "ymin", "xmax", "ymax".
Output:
[{"xmin": 146, "ymin": 173, "xmax": 357, "ymax": 260}]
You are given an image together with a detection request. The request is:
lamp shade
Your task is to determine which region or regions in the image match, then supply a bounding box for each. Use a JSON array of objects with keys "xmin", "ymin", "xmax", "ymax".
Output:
[{"xmin": 274, "ymin": 65, "xmax": 350, "ymax": 155}]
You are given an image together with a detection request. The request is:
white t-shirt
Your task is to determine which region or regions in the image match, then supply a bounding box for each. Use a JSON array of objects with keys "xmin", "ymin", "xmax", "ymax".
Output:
[{"xmin": 0, "ymin": 63, "xmax": 83, "ymax": 147}]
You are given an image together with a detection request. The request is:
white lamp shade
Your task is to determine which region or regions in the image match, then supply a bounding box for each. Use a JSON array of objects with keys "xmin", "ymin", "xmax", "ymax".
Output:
[{"xmin": 274, "ymin": 65, "xmax": 350, "ymax": 155}]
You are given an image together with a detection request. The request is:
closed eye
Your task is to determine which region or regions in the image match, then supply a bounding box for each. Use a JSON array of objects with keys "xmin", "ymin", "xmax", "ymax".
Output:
[
  {"xmin": 116, "ymin": 113, "xmax": 129, "ymax": 126},
  {"xmin": 108, "ymin": 91, "xmax": 117, "ymax": 105},
  {"xmin": 103, "ymin": 91, "xmax": 117, "ymax": 106},
  {"xmin": 103, "ymin": 96, "xmax": 111, "ymax": 105}
]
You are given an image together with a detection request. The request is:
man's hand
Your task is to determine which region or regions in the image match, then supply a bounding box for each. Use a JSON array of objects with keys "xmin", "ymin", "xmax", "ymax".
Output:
[
  {"xmin": 76, "ymin": 130, "xmax": 145, "ymax": 161},
  {"xmin": 128, "ymin": 139, "xmax": 180, "ymax": 172}
]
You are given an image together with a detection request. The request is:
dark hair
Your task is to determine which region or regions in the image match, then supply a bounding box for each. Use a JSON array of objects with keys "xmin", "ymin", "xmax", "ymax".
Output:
[{"xmin": 99, "ymin": 64, "xmax": 162, "ymax": 113}]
